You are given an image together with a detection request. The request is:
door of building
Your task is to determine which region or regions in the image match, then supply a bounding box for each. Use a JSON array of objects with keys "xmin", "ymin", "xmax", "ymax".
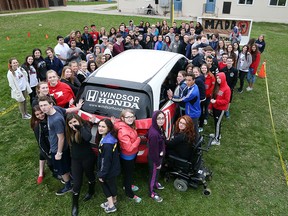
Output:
[{"xmin": 205, "ymin": 0, "xmax": 216, "ymax": 13}]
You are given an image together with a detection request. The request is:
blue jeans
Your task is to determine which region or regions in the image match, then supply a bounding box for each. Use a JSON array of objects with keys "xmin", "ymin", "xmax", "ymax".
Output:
[{"xmin": 247, "ymin": 68, "xmax": 256, "ymax": 84}]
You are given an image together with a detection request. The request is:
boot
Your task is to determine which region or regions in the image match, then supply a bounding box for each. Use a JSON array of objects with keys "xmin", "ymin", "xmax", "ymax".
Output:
[
  {"xmin": 72, "ymin": 193, "xmax": 79, "ymax": 216},
  {"xmin": 83, "ymin": 181, "xmax": 95, "ymax": 201}
]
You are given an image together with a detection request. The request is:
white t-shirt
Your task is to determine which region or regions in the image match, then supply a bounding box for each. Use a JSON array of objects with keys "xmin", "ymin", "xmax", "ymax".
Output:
[
  {"xmin": 54, "ymin": 43, "xmax": 70, "ymax": 65},
  {"xmin": 29, "ymin": 65, "xmax": 38, "ymax": 87},
  {"xmin": 15, "ymin": 68, "xmax": 26, "ymax": 91}
]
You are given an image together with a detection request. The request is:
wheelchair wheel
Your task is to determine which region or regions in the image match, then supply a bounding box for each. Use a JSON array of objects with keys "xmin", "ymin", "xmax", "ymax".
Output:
[
  {"xmin": 203, "ymin": 188, "xmax": 211, "ymax": 196},
  {"xmin": 174, "ymin": 178, "xmax": 188, "ymax": 192}
]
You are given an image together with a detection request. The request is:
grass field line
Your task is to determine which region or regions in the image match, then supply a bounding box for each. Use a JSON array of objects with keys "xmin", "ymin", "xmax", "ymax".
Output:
[
  {"xmin": 0, "ymin": 103, "xmax": 18, "ymax": 118},
  {"xmin": 265, "ymin": 73, "xmax": 288, "ymax": 185}
]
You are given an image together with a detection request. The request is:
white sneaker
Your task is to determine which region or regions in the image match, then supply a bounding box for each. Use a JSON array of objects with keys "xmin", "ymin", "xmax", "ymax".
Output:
[
  {"xmin": 209, "ymin": 134, "xmax": 221, "ymax": 139},
  {"xmin": 199, "ymin": 127, "xmax": 203, "ymax": 133},
  {"xmin": 211, "ymin": 139, "xmax": 220, "ymax": 146},
  {"xmin": 246, "ymin": 87, "xmax": 252, "ymax": 91},
  {"xmin": 22, "ymin": 114, "xmax": 31, "ymax": 120},
  {"xmin": 204, "ymin": 119, "xmax": 208, "ymax": 125}
]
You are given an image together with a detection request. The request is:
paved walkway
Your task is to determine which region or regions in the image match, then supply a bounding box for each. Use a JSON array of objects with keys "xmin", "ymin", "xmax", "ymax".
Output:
[{"xmin": 0, "ymin": 3, "xmax": 191, "ymax": 21}]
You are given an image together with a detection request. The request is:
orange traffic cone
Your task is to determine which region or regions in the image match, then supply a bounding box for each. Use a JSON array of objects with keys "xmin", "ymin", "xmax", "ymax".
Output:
[{"xmin": 257, "ymin": 61, "xmax": 266, "ymax": 78}]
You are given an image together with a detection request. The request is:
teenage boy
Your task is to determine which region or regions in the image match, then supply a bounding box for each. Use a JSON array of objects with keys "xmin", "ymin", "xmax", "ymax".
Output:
[
  {"xmin": 38, "ymin": 96, "xmax": 83, "ymax": 195},
  {"xmin": 54, "ymin": 35, "xmax": 70, "ymax": 65},
  {"xmin": 169, "ymin": 73, "xmax": 201, "ymax": 140},
  {"xmin": 222, "ymin": 57, "xmax": 238, "ymax": 118}
]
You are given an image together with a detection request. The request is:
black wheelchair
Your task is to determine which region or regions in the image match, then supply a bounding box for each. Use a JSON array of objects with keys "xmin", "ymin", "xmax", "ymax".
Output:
[{"xmin": 164, "ymin": 135, "xmax": 213, "ymax": 195}]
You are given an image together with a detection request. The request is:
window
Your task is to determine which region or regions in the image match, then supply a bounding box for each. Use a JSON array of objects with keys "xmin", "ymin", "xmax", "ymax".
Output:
[
  {"xmin": 238, "ymin": 0, "xmax": 253, "ymax": 4},
  {"xmin": 269, "ymin": 0, "xmax": 287, "ymax": 6}
]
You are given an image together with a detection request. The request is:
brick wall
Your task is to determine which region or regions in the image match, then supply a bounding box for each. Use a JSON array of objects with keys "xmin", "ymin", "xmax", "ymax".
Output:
[{"xmin": 0, "ymin": 0, "xmax": 50, "ymax": 11}]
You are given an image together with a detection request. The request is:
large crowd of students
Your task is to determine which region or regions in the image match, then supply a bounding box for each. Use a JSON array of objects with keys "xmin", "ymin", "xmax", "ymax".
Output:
[{"xmin": 6, "ymin": 19, "xmax": 266, "ymax": 215}]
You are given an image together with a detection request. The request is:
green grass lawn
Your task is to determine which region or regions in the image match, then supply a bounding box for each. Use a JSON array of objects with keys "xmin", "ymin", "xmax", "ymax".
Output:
[{"xmin": 0, "ymin": 12, "xmax": 288, "ymax": 215}]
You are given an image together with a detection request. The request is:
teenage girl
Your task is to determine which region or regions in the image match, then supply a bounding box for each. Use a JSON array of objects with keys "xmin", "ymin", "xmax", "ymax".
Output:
[
  {"xmin": 30, "ymin": 105, "xmax": 54, "ymax": 184},
  {"xmin": 146, "ymin": 111, "xmax": 166, "ymax": 202},
  {"xmin": 7, "ymin": 57, "xmax": 32, "ymax": 119},
  {"xmin": 114, "ymin": 109, "xmax": 142, "ymax": 203},
  {"xmin": 65, "ymin": 113, "xmax": 96, "ymax": 216},
  {"xmin": 97, "ymin": 119, "xmax": 121, "ymax": 214},
  {"xmin": 210, "ymin": 72, "xmax": 231, "ymax": 145}
]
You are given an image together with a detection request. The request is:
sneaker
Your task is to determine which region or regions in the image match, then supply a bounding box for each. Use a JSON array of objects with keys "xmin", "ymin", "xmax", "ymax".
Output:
[
  {"xmin": 237, "ymin": 88, "xmax": 243, "ymax": 93},
  {"xmin": 37, "ymin": 175, "xmax": 44, "ymax": 184},
  {"xmin": 55, "ymin": 186, "xmax": 72, "ymax": 195},
  {"xmin": 104, "ymin": 205, "xmax": 117, "ymax": 213},
  {"xmin": 204, "ymin": 119, "xmax": 208, "ymax": 125},
  {"xmin": 26, "ymin": 113, "xmax": 32, "ymax": 118},
  {"xmin": 209, "ymin": 134, "xmax": 221, "ymax": 139},
  {"xmin": 211, "ymin": 139, "xmax": 220, "ymax": 146},
  {"xmin": 100, "ymin": 202, "xmax": 109, "ymax": 209},
  {"xmin": 100, "ymin": 201, "xmax": 118, "ymax": 209},
  {"xmin": 198, "ymin": 127, "xmax": 203, "ymax": 133},
  {"xmin": 225, "ymin": 111, "xmax": 230, "ymax": 118},
  {"xmin": 151, "ymin": 193, "xmax": 163, "ymax": 203},
  {"xmin": 22, "ymin": 114, "xmax": 31, "ymax": 119},
  {"xmin": 132, "ymin": 195, "xmax": 142, "ymax": 203},
  {"xmin": 131, "ymin": 185, "xmax": 139, "ymax": 192},
  {"xmin": 155, "ymin": 182, "xmax": 164, "ymax": 190}
]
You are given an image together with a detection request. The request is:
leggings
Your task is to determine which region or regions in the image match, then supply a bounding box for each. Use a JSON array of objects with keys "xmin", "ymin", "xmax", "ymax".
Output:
[
  {"xmin": 100, "ymin": 177, "xmax": 117, "ymax": 198},
  {"xmin": 148, "ymin": 157, "xmax": 161, "ymax": 196},
  {"xmin": 199, "ymin": 99, "xmax": 206, "ymax": 128},
  {"xmin": 121, "ymin": 158, "xmax": 136, "ymax": 198},
  {"xmin": 238, "ymin": 70, "xmax": 248, "ymax": 90},
  {"xmin": 213, "ymin": 108, "xmax": 225, "ymax": 141},
  {"xmin": 71, "ymin": 155, "xmax": 96, "ymax": 193}
]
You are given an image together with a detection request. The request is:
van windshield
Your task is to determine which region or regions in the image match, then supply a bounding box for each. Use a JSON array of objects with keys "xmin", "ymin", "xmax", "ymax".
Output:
[{"xmin": 79, "ymin": 85, "xmax": 152, "ymax": 119}]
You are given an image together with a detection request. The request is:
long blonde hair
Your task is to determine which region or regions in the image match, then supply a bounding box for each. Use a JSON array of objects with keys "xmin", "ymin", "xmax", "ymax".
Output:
[{"xmin": 61, "ymin": 66, "xmax": 75, "ymax": 84}]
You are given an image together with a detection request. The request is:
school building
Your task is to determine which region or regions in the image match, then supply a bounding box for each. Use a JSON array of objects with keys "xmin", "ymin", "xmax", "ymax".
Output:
[{"xmin": 117, "ymin": 0, "xmax": 288, "ymax": 23}]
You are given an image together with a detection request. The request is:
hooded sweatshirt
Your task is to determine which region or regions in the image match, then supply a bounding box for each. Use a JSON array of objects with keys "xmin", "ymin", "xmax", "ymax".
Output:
[
  {"xmin": 114, "ymin": 121, "xmax": 140, "ymax": 160},
  {"xmin": 146, "ymin": 111, "xmax": 166, "ymax": 167},
  {"xmin": 97, "ymin": 132, "xmax": 121, "ymax": 179},
  {"xmin": 48, "ymin": 81, "xmax": 75, "ymax": 108},
  {"xmin": 212, "ymin": 72, "xmax": 231, "ymax": 111}
]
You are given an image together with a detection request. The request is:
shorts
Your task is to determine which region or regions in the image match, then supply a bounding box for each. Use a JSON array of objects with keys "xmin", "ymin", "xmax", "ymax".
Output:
[{"xmin": 51, "ymin": 149, "xmax": 71, "ymax": 176}]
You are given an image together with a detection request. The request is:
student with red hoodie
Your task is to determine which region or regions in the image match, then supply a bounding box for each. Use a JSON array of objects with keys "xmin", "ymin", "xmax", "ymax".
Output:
[
  {"xmin": 201, "ymin": 64, "xmax": 215, "ymax": 125},
  {"xmin": 210, "ymin": 72, "xmax": 231, "ymax": 145},
  {"xmin": 47, "ymin": 70, "xmax": 75, "ymax": 108},
  {"xmin": 114, "ymin": 109, "xmax": 142, "ymax": 203}
]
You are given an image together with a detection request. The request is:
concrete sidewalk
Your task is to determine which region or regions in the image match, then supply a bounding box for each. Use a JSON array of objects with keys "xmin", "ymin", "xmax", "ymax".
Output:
[{"xmin": 0, "ymin": 3, "xmax": 191, "ymax": 21}]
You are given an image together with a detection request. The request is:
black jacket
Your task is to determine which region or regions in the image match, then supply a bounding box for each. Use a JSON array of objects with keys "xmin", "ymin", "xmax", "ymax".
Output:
[
  {"xmin": 222, "ymin": 66, "xmax": 238, "ymax": 89},
  {"xmin": 70, "ymin": 124, "xmax": 94, "ymax": 160},
  {"xmin": 97, "ymin": 133, "xmax": 120, "ymax": 180},
  {"xmin": 34, "ymin": 120, "xmax": 51, "ymax": 160}
]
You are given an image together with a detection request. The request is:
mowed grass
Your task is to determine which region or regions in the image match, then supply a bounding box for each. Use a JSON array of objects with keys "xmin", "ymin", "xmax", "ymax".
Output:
[{"xmin": 0, "ymin": 12, "xmax": 288, "ymax": 216}]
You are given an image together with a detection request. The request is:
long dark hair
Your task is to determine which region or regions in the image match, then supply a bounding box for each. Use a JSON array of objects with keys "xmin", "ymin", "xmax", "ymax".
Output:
[
  {"xmin": 174, "ymin": 115, "xmax": 195, "ymax": 146},
  {"xmin": 95, "ymin": 118, "xmax": 117, "ymax": 145},
  {"xmin": 30, "ymin": 105, "xmax": 45, "ymax": 130},
  {"xmin": 250, "ymin": 44, "xmax": 259, "ymax": 62},
  {"xmin": 241, "ymin": 45, "xmax": 249, "ymax": 61},
  {"xmin": 65, "ymin": 113, "xmax": 85, "ymax": 145},
  {"xmin": 212, "ymin": 77, "xmax": 220, "ymax": 99}
]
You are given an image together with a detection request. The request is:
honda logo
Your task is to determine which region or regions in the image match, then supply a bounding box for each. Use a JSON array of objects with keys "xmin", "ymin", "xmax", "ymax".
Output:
[{"xmin": 86, "ymin": 90, "xmax": 99, "ymax": 102}]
